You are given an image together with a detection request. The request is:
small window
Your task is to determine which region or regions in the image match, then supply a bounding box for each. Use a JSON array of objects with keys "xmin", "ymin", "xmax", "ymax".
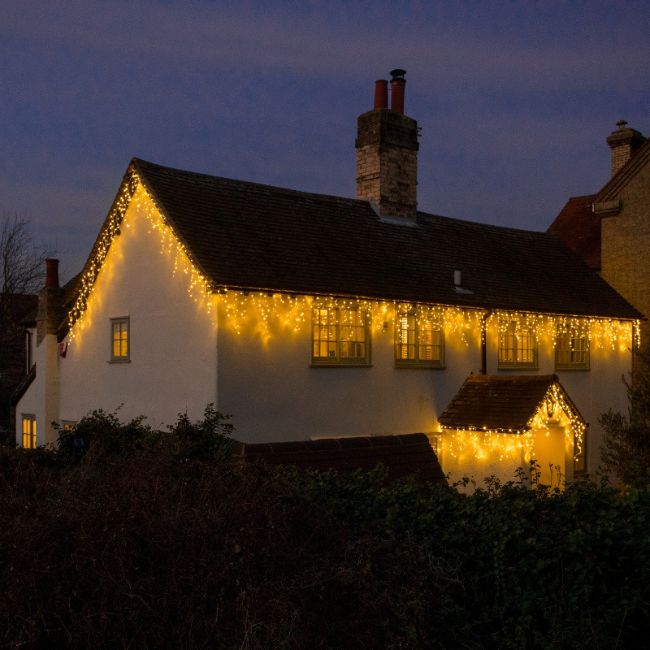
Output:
[
  {"xmin": 60, "ymin": 420, "xmax": 77, "ymax": 431},
  {"xmin": 22, "ymin": 415, "xmax": 36, "ymax": 449},
  {"xmin": 312, "ymin": 305, "xmax": 370, "ymax": 366},
  {"xmin": 555, "ymin": 329, "xmax": 590, "ymax": 370},
  {"xmin": 498, "ymin": 320, "xmax": 537, "ymax": 369},
  {"xmin": 395, "ymin": 311, "xmax": 444, "ymax": 368},
  {"xmin": 110, "ymin": 317, "xmax": 130, "ymax": 362}
]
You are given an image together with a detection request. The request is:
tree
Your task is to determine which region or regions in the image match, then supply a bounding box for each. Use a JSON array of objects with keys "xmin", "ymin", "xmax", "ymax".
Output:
[
  {"xmin": 600, "ymin": 347, "xmax": 650, "ymax": 488},
  {"xmin": 0, "ymin": 210, "xmax": 51, "ymax": 440}
]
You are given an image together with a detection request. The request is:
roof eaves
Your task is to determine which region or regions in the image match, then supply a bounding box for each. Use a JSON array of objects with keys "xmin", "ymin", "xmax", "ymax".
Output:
[
  {"xmin": 132, "ymin": 158, "xmax": 217, "ymax": 289},
  {"xmin": 57, "ymin": 162, "xmax": 140, "ymax": 342}
]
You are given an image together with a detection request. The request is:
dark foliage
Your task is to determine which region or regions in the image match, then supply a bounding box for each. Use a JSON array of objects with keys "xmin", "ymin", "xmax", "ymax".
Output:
[{"xmin": 1, "ymin": 409, "xmax": 650, "ymax": 649}]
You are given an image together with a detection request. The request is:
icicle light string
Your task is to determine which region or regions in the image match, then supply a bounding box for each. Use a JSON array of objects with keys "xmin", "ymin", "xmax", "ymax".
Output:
[
  {"xmin": 65, "ymin": 171, "xmax": 640, "ymax": 354},
  {"xmin": 441, "ymin": 383, "xmax": 586, "ymax": 462}
]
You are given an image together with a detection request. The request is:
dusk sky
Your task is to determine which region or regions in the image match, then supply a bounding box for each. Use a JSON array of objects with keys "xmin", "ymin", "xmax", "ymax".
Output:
[{"xmin": 2, "ymin": 1, "xmax": 649, "ymax": 281}]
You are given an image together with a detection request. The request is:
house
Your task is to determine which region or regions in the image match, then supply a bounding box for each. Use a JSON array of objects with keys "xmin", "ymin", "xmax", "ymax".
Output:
[
  {"xmin": 548, "ymin": 120, "xmax": 650, "ymax": 346},
  {"xmin": 15, "ymin": 72, "xmax": 642, "ymax": 487},
  {"xmin": 0, "ymin": 292, "xmax": 38, "ymax": 437}
]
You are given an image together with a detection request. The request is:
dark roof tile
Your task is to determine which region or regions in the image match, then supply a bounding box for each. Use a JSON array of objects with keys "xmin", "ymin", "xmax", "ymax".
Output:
[
  {"xmin": 131, "ymin": 158, "xmax": 641, "ymax": 320},
  {"xmin": 439, "ymin": 374, "xmax": 584, "ymax": 432},
  {"xmin": 237, "ymin": 432, "xmax": 446, "ymax": 484}
]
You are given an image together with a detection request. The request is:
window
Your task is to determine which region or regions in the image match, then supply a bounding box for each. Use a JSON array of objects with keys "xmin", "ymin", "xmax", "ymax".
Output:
[
  {"xmin": 110, "ymin": 317, "xmax": 130, "ymax": 362},
  {"xmin": 498, "ymin": 320, "xmax": 537, "ymax": 369},
  {"xmin": 312, "ymin": 305, "xmax": 370, "ymax": 365},
  {"xmin": 555, "ymin": 329, "xmax": 590, "ymax": 370},
  {"xmin": 395, "ymin": 311, "xmax": 444, "ymax": 368},
  {"xmin": 22, "ymin": 415, "xmax": 36, "ymax": 449}
]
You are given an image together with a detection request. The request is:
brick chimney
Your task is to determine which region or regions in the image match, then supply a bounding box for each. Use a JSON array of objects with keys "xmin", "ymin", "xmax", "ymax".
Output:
[
  {"xmin": 36, "ymin": 259, "xmax": 66, "ymax": 345},
  {"xmin": 607, "ymin": 120, "xmax": 646, "ymax": 177},
  {"xmin": 356, "ymin": 69, "xmax": 419, "ymax": 222}
]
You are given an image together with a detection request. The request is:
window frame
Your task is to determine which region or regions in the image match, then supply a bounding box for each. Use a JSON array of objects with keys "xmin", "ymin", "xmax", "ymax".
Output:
[
  {"xmin": 498, "ymin": 320, "xmax": 538, "ymax": 370},
  {"xmin": 110, "ymin": 316, "xmax": 130, "ymax": 363},
  {"xmin": 22, "ymin": 414, "xmax": 36, "ymax": 449},
  {"xmin": 555, "ymin": 328, "xmax": 590, "ymax": 371},
  {"xmin": 311, "ymin": 304, "xmax": 371, "ymax": 367},
  {"xmin": 394, "ymin": 309, "xmax": 445, "ymax": 369}
]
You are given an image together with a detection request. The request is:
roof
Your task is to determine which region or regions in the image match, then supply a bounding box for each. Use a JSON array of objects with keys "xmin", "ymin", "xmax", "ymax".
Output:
[
  {"xmin": 232, "ymin": 433, "xmax": 446, "ymax": 484},
  {"xmin": 546, "ymin": 195, "xmax": 600, "ymax": 270},
  {"xmin": 0, "ymin": 293, "xmax": 38, "ymax": 326},
  {"xmin": 121, "ymin": 158, "xmax": 641, "ymax": 321},
  {"xmin": 438, "ymin": 374, "xmax": 583, "ymax": 432}
]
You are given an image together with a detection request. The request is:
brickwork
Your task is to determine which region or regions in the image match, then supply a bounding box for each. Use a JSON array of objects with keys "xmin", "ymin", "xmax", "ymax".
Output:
[
  {"xmin": 36, "ymin": 287, "xmax": 66, "ymax": 346},
  {"xmin": 601, "ymin": 162, "xmax": 650, "ymax": 344},
  {"xmin": 355, "ymin": 108, "xmax": 418, "ymax": 220},
  {"xmin": 607, "ymin": 126, "xmax": 646, "ymax": 177}
]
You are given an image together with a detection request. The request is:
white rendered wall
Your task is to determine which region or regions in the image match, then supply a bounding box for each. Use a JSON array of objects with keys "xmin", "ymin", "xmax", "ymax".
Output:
[
  {"xmin": 55, "ymin": 186, "xmax": 218, "ymax": 430},
  {"xmin": 15, "ymin": 330, "xmax": 59, "ymax": 447},
  {"xmin": 216, "ymin": 305, "xmax": 484, "ymax": 443},
  {"xmin": 217, "ymin": 306, "xmax": 632, "ymax": 481}
]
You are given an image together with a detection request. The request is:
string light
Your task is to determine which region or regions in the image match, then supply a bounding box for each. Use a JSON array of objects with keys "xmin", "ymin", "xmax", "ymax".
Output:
[
  {"xmin": 440, "ymin": 380, "xmax": 586, "ymax": 463},
  {"xmin": 64, "ymin": 171, "xmax": 640, "ymax": 361}
]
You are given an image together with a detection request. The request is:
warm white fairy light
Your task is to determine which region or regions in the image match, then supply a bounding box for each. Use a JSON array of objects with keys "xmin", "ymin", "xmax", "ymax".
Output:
[
  {"xmin": 64, "ymin": 171, "xmax": 640, "ymax": 358},
  {"xmin": 440, "ymin": 381, "xmax": 586, "ymax": 463}
]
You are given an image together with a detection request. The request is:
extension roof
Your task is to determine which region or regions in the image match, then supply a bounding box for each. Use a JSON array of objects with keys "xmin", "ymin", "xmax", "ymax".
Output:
[
  {"xmin": 438, "ymin": 374, "xmax": 584, "ymax": 433},
  {"xmin": 61, "ymin": 157, "xmax": 643, "ymax": 332},
  {"xmin": 232, "ymin": 432, "xmax": 446, "ymax": 484},
  {"xmin": 546, "ymin": 195, "xmax": 600, "ymax": 270}
]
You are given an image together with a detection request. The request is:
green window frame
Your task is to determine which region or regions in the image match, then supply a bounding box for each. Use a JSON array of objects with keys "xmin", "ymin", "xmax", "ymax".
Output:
[
  {"xmin": 555, "ymin": 329, "xmax": 590, "ymax": 370},
  {"xmin": 312, "ymin": 305, "xmax": 371, "ymax": 366},
  {"xmin": 22, "ymin": 414, "xmax": 36, "ymax": 449},
  {"xmin": 395, "ymin": 310, "xmax": 444, "ymax": 368},
  {"xmin": 110, "ymin": 317, "xmax": 130, "ymax": 362},
  {"xmin": 498, "ymin": 320, "xmax": 538, "ymax": 369}
]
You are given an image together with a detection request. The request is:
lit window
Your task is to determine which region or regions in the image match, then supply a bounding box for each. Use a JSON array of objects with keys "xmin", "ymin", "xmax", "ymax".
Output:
[
  {"xmin": 312, "ymin": 305, "xmax": 370, "ymax": 365},
  {"xmin": 555, "ymin": 329, "xmax": 590, "ymax": 370},
  {"xmin": 22, "ymin": 415, "xmax": 36, "ymax": 449},
  {"xmin": 110, "ymin": 317, "xmax": 130, "ymax": 362},
  {"xmin": 395, "ymin": 311, "xmax": 444, "ymax": 368},
  {"xmin": 498, "ymin": 321, "xmax": 537, "ymax": 369}
]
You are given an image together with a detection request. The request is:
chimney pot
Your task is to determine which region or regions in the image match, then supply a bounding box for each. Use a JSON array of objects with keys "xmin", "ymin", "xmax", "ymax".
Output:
[
  {"xmin": 45, "ymin": 258, "xmax": 60, "ymax": 289},
  {"xmin": 374, "ymin": 80, "xmax": 388, "ymax": 109},
  {"xmin": 454, "ymin": 270, "xmax": 462, "ymax": 286},
  {"xmin": 390, "ymin": 70, "xmax": 406, "ymax": 114}
]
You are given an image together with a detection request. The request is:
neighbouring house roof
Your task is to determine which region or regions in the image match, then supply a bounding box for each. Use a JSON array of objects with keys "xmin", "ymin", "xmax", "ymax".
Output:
[
  {"xmin": 438, "ymin": 374, "xmax": 584, "ymax": 433},
  {"xmin": 10, "ymin": 363, "xmax": 35, "ymax": 407},
  {"xmin": 546, "ymin": 195, "xmax": 600, "ymax": 270},
  {"xmin": 549, "ymin": 137, "xmax": 650, "ymax": 269},
  {"xmin": 59, "ymin": 156, "xmax": 643, "ymax": 339},
  {"xmin": 232, "ymin": 432, "xmax": 446, "ymax": 484},
  {"xmin": 1, "ymin": 293, "xmax": 38, "ymax": 326}
]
